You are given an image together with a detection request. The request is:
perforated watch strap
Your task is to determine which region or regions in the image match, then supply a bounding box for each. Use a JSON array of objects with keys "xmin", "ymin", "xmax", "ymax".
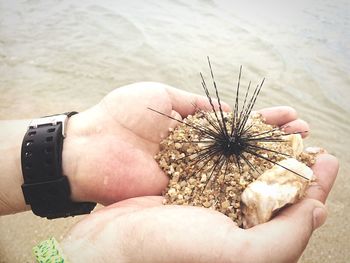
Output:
[{"xmin": 21, "ymin": 112, "xmax": 96, "ymax": 219}]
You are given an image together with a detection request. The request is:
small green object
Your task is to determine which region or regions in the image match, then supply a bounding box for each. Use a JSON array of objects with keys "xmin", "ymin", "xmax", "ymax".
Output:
[{"xmin": 33, "ymin": 237, "xmax": 68, "ymax": 263}]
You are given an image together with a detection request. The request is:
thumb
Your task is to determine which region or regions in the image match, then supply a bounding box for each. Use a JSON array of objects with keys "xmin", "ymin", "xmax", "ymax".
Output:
[{"xmin": 246, "ymin": 198, "xmax": 327, "ymax": 263}]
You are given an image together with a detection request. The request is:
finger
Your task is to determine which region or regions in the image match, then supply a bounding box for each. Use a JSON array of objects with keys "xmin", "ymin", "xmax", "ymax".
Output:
[
  {"xmin": 259, "ymin": 106, "xmax": 298, "ymax": 126},
  {"xmin": 282, "ymin": 119, "xmax": 310, "ymax": 138},
  {"xmin": 166, "ymin": 86, "xmax": 231, "ymax": 117},
  {"xmin": 246, "ymin": 198, "xmax": 327, "ymax": 263},
  {"xmin": 307, "ymin": 154, "xmax": 339, "ymax": 203},
  {"xmin": 168, "ymin": 110, "xmax": 183, "ymax": 130}
]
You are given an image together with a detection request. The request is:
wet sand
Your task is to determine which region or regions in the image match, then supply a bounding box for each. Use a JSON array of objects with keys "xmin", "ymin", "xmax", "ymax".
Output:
[{"xmin": 1, "ymin": 0, "xmax": 349, "ymax": 262}]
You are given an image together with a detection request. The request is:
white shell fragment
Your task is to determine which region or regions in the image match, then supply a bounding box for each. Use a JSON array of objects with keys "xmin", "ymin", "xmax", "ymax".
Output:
[
  {"xmin": 286, "ymin": 134, "xmax": 304, "ymax": 157},
  {"xmin": 241, "ymin": 158, "xmax": 313, "ymax": 228}
]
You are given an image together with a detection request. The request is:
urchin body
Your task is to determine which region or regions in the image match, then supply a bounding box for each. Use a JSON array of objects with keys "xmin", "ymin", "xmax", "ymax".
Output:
[{"xmin": 151, "ymin": 58, "xmax": 312, "ymax": 227}]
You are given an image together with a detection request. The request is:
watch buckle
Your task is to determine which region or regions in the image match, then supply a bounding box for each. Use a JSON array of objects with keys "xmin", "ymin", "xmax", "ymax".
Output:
[{"xmin": 28, "ymin": 114, "xmax": 68, "ymax": 137}]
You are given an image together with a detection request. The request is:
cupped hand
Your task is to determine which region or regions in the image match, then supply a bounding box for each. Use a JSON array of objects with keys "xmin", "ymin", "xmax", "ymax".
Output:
[
  {"xmin": 63, "ymin": 82, "xmax": 227, "ymax": 205},
  {"xmin": 60, "ymin": 106, "xmax": 338, "ymax": 263}
]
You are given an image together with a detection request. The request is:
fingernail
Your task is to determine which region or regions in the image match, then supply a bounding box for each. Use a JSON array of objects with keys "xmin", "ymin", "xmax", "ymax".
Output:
[{"xmin": 313, "ymin": 207, "xmax": 327, "ymax": 230}]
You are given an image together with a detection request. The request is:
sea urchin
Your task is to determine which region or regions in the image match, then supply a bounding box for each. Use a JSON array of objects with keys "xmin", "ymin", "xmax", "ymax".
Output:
[{"xmin": 149, "ymin": 58, "xmax": 313, "ymax": 226}]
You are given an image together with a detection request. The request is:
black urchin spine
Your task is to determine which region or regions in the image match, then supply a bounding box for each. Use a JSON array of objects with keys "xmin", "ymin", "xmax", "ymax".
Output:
[{"xmin": 149, "ymin": 57, "xmax": 309, "ymax": 186}]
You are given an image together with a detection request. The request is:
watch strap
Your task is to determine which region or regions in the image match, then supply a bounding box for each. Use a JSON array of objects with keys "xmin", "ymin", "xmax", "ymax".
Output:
[{"xmin": 21, "ymin": 112, "xmax": 96, "ymax": 219}]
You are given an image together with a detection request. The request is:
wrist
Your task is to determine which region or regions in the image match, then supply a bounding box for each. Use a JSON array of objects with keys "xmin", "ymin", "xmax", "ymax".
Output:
[
  {"xmin": 61, "ymin": 112, "xmax": 99, "ymax": 204},
  {"xmin": 0, "ymin": 119, "xmax": 31, "ymax": 215},
  {"xmin": 62, "ymin": 113, "xmax": 87, "ymax": 203},
  {"xmin": 19, "ymin": 112, "xmax": 96, "ymax": 218}
]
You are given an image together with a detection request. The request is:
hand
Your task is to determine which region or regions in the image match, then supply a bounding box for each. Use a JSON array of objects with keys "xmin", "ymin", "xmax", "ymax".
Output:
[
  {"xmin": 63, "ymin": 82, "xmax": 227, "ymax": 205},
  {"xmin": 61, "ymin": 107, "xmax": 338, "ymax": 263},
  {"xmin": 0, "ymin": 82, "xmax": 233, "ymax": 214}
]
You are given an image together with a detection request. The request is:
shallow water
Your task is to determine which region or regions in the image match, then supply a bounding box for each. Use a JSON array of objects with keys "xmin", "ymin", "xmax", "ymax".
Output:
[{"xmin": 0, "ymin": 0, "xmax": 349, "ymax": 262}]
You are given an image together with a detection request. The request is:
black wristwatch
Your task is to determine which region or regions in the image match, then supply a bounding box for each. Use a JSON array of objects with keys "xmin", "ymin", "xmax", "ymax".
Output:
[{"xmin": 21, "ymin": 112, "xmax": 96, "ymax": 219}]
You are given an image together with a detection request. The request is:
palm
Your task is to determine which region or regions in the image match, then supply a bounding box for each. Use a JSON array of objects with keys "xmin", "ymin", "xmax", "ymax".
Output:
[
  {"xmin": 63, "ymin": 152, "xmax": 338, "ymax": 263},
  {"xmin": 66, "ymin": 83, "xmax": 188, "ymax": 204},
  {"xmin": 63, "ymin": 154, "xmax": 338, "ymax": 263},
  {"xmin": 62, "ymin": 196, "xmax": 243, "ymax": 263}
]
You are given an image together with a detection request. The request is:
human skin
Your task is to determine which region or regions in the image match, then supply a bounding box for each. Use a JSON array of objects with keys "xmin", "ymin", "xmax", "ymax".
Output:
[
  {"xmin": 58, "ymin": 83, "xmax": 315, "ymax": 207},
  {"xmin": 0, "ymin": 82, "xmax": 338, "ymax": 262},
  {"xmin": 0, "ymin": 82, "xmax": 229, "ymax": 213},
  {"xmin": 49, "ymin": 83, "xmax": 335, "ymax": 262},
  {"xmin": 60, "ymin": 156, "xmax": 337, "ymax": 263},
  {"xmin": 0, "ymin": 82, "xmax": 316, "ymax": 214}
]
